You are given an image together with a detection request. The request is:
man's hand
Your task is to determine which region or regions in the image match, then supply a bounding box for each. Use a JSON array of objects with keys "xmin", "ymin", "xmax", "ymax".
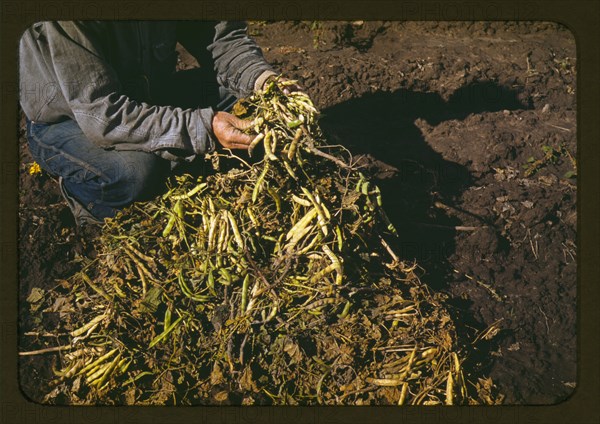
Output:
[
  {"xmin": 279, "ymin": 78, "xmax": 304, "ymax": 95},
  {"xmin": 264, "ymin": 76, "xmax": 304, "ymax": 95},
  {"xmin": 211, "ymin": 111, "xmax": 254, "ymax": 150}
]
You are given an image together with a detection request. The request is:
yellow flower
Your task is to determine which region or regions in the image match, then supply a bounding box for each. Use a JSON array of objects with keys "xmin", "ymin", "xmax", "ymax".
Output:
[{"xmin": 28, "ymin": 162, "xmax": 42, "ymax": 175}]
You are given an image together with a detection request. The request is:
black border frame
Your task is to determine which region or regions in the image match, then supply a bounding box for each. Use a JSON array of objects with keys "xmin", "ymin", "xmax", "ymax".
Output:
[{"xmin": 1, "ymin": 1, "xmax": 598, "ymax": 423}]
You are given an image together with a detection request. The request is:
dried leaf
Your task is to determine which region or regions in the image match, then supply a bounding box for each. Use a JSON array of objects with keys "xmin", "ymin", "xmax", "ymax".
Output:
[{"xmin": 26, "ymin": 287, "xmax": 45, "ymax": 304}]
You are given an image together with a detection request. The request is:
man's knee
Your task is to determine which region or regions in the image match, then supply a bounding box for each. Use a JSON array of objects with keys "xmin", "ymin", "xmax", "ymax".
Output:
[
  {"xmin": 64, "ymin": 150, "xmax": 167, "ymax": 206},
  {"xmin": 106, "ymin": 151, "xmax": 169, "ymax": 203}
]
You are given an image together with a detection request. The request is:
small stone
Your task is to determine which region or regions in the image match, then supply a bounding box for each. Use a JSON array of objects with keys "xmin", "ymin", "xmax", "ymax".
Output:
[
  {"xmin": 542, "ymin": 103, "xmax": 551, "ymax": 113},
  {"xmin": 502, "ymin": 109, "xmax": 510, "ymax": 116},
  {"xmin": 538, "ymin": 174, "xmax": 558, "ymax": 186},
  {"xmin": 521, "ymin": 200, "xmax": 534, "ymax": 209}
]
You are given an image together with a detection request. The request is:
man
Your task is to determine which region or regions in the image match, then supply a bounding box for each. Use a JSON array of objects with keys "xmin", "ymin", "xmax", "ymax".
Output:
[{"xmin": 20, "ymin": 21, "xmax": 297, "ymax": 225}]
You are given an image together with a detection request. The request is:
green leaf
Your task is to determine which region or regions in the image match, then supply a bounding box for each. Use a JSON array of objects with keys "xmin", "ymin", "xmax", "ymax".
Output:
[{"xmin": 563, "ymin": 170, "xmax": 577, "ymax": 179}]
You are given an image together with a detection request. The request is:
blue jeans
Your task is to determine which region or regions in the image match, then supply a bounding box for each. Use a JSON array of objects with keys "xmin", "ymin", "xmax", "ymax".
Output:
[
  {"xmin": 27, "ymin": 119, "xmax": 172, "ymax": 219},
  {"xmin": 26, "ymin": 69, "xmax": 237, "ymax": 220}
]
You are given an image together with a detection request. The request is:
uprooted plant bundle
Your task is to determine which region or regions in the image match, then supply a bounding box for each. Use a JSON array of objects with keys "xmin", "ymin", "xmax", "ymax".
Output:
[{"xmin": 26, "ymin": 77, "xmax": 503, "ymax": 405}]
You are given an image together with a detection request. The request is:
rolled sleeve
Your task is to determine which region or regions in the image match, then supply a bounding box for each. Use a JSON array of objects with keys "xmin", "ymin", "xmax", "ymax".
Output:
[
  {"xmin": 196, "ymin": 107, "xmax": 217, "ymax": 153},
  {"xmin": 208, "ymin": 21, "xmax": 276, "ymax": 98},
  {"xmin": 254, "ymin": 69, "xmax": 278, "ymax": 92}
]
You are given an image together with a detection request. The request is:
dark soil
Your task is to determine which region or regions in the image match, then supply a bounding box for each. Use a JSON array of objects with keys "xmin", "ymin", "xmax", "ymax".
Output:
[{"xmin": 18, "ymin": 21, "xmax": 577, "ymax": 405}]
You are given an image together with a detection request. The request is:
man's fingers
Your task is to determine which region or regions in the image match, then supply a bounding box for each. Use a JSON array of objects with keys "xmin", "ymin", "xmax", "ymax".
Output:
[
  {"xmin": 213, "ymin": 111, "xmax": 258, "ymax": 150},
  {"xmin": 226, "ymin": 141, "xmax": 254, "ymax": 149},
  {"xmin": 224, "ymin": 128, "xmax": 253, "ymax": 148},
  {"xmin": 231, "ymin": 116, "xmax": 253, "ymax": 131},
  {"xmin": 223, "ymin": 139, "xmax": 253, "ymax": 149},
  {"xmin": 234, "ymin": 132, "xmax": 254, "ymax": 145},
  {"xmin": 282, "ymin": 83, "xmax": 303, "ymax": 95},
  {"xmin": 268, "ymin": 76, "xmax": 304, "ymax": 96}
]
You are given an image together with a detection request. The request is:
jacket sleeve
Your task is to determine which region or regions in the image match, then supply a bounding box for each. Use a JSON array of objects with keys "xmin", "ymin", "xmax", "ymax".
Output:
[
  {"xmin": 42, "ymin": 21, "xmax": 215, "ymax": 158},
  {"xmin": 207, "ymin": 21, "xmax": 277, "ymax": 98}
]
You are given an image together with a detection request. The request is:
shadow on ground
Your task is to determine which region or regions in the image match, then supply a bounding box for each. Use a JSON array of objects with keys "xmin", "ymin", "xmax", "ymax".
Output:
[{"xmin": 319, "ymin": 81, "xmax": 530, "ymax": 364}]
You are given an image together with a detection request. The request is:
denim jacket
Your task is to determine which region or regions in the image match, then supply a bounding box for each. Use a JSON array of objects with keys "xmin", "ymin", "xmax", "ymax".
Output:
[{"xmin": 19, "ymin": 21, "xmax": 276, "ymax": 160}]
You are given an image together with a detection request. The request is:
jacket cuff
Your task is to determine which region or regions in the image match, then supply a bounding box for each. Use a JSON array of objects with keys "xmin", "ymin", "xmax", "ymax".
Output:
[
  {"xmin": 196, "ymin": 107, "xmax": 217, "ymax": 154},
  {"xmin": 254, "ymin": 70, "xmax": 278, "ymax": 92}
]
